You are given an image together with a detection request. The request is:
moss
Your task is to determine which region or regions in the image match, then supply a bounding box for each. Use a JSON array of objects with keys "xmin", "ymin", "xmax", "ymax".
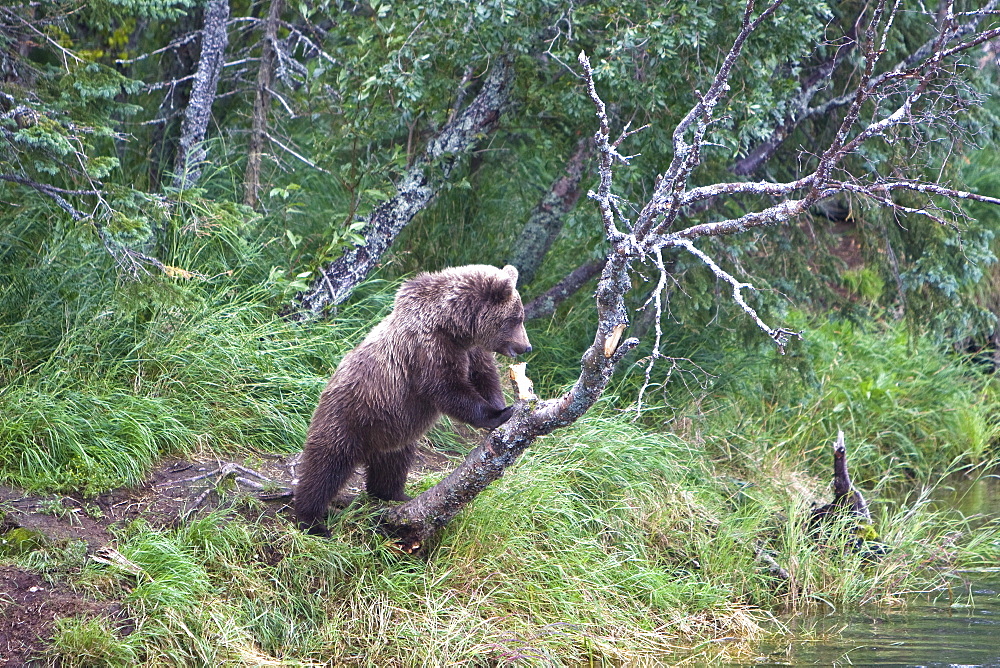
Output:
[{"xmin": 0, "ymin": 527, "xmax": 46, "ymax": 556}]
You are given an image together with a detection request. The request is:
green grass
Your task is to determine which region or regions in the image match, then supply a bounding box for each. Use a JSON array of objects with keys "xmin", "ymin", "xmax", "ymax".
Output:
[
  {"xmin": 638, "ymin": 313, "xmax": 1000, "ymax": 485},
  {"xmin": 47, "ymin": 616, "xmax": 139, "ymax": 668},
  {"xmin": 4, "ymin": 193, "xmax": 1000, "ymax": 664},
  {"xmin": 1, "ymin": 203, "xmax": 343, "ymax": 493},
  {"xmin": 27, "ymin": 409, "xmax": 1000, "ymax": 666},
  {"xmin": 0, "ymin": 292, "xmax": 384, "ymax": 492}
]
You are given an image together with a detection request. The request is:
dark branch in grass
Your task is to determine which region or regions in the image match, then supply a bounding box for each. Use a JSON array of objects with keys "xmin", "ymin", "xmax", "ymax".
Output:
[{"xmin": 523, "ymin": 258, "xmax": 605, "ymax": 320}]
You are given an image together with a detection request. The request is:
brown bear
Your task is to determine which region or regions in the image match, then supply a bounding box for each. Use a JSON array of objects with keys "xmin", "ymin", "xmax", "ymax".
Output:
[{"xmin": 294, "ymin": 264, "xmax": 532, "ymax": 535}]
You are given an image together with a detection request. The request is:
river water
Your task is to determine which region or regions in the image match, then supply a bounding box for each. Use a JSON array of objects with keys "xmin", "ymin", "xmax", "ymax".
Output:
[{"xmin": 736, "ymin": 474, "xmax": 1000, "ymax": 667}]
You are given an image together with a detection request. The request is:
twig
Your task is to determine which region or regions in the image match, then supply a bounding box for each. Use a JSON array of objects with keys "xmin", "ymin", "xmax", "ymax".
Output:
[
  {"xmin": 0, "ymin": 174, "xmax": 92, "ymax": 219},
  {"xmin": 115, "ymin": 32, "xmax": 199, "ymax": 65},
  {"xmin": 676, "ymin": 240, "xmax": 800, "ymax": 352},
  {"xmin": 264, "ymin": 132, "xmax": 331, "ymax": 173}
]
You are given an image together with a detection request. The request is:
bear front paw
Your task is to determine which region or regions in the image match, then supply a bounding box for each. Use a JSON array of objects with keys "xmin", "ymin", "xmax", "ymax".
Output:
[
  {"xmin": 302, "ymin": 522, "xmax": 332, "ymax": 538},
  {"xmin": 488, "ymin": 404, "xmax": 515, "ymax": 429}
]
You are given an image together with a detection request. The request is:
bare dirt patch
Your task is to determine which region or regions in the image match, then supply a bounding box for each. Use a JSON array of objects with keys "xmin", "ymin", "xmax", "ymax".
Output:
[
  {"xmin": 0, "ymin": 444, "xmax": 455, "ymax": 665},
  {"xmin": 0, "ymin": 566, "xmax": 118, "ymax": 667}
]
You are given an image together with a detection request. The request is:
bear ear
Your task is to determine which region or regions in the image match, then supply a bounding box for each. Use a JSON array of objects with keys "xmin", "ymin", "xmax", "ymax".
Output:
[
  {"xmin": 483, "ymin": 272, "xmax": 514, "ymax": 304},
  {"xmin": 502, "ymin": 264, "xmax": 519, "ymax": 288}
]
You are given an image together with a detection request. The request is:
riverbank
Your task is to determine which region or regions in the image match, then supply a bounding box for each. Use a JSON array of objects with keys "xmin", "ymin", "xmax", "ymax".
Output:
[{"xmin": 733, "ymin": 474, "xmax": 1000, "ymax": 667}]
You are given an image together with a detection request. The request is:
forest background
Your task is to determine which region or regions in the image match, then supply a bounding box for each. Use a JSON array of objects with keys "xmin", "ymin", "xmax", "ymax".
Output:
[{"xmin": 3, "ymin": 0, "xmax": 1000, "ymax": 664}]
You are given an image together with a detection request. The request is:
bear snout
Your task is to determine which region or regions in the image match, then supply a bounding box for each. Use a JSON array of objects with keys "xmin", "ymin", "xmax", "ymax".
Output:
[{"xmin": 498, "ymin": 341, "xmax": 532, "ymax": 358}]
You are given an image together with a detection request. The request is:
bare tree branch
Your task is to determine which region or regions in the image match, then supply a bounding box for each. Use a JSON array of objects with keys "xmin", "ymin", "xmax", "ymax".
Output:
[
  {"xmin": 732, "ymin": 12, "xmax": 861, "ymax": 176},
  {"xmin": 785, "ymin": 2, "xmax": 999, "ymax": 156},
  {"xmin": 0, "ymin": 5, "xmax": 84, "ymax": 70},
  {"xmin": 523, "ymin": 258, "xmax": 604, "ymax": 320},
  {"xmin": 0, "ymin": 173, "xmax": 93, "ymax": 219},
  {"xmin": 114, "ymin": 32, "xmax": 199, "ymax": 65},
  {"xmin": 264, "ymin": 132, "xmax": 330, "ymax": 173},
  {"xmin": 0, "ymin": 174, "xmax": 171, "ymax": 276},
  {"xmin": 375, "ymin": 0, "xmax": 1000, "ymax": 548},
  {"xmin": 676, "ymin": 239, "xmax": 800, "ymax": 350},
  {"xmin": 735, "ymin": 0, "xmax": 1000, "ymax": 176},
  {"xmin": 633, "ymin": 0, "xmax": 786, "ymax": 238}
]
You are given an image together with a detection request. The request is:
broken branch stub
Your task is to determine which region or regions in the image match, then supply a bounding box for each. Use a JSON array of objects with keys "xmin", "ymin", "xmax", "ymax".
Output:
[{"xmin": 508, "ymin": 362, "xmax": 537, "ymax": 401}]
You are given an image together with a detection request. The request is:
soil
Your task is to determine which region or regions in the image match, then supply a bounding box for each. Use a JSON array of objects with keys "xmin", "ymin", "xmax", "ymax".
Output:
[
  {"xmin": 0, "ymin": 443, "xmax": 455, "ymax": 666},
  {"xmin": 0, "ymin": 566, "xmax": 119, "ymax": 667}
]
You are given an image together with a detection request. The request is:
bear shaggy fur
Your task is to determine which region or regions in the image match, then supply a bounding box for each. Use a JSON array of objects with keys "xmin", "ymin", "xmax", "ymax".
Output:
[{"xmin": 295, "ymin": 264, "xmax": 532, "ymax": 534}]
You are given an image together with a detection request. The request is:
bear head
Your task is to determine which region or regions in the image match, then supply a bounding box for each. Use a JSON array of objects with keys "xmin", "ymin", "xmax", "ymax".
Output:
[{"xmin": 397, "ymin": 264, "xmax": 531, "ymax": 358}]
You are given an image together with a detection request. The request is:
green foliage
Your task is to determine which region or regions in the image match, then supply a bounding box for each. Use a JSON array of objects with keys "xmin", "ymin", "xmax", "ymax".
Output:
[
  {"xmin": 842, "ymin": 267, "xmax": 885, "ymax": 302},
  {"xmin": 3, "ymin": 0, "xmax": 997, "ymax": 339},
  {"xmin": 89, "ymin": 0, "xmax": 196, "ymax": 23},
  {"xmin": 2, "ymin": 2, "xmax": 1000, "ymax": 662},
  {"xmin": 645, "ymin": 313, "xmax": 999, "ymax": 482}
]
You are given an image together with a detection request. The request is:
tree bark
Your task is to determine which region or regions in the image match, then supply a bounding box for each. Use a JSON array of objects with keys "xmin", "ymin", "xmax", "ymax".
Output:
[
  {"xmin": 172, "ymin": 0, "xmax": 229, "ymax": 191},
  {"xmin": 290, "ymin": 55, "xmax": 515, "ymax": 318},
  {"xmin": 244, "ymin": 0, "xmax": 284, "ymax": 209},
  {"xmin": 506, "ymin": 137, "xmax": 592, "ymax": 286}
]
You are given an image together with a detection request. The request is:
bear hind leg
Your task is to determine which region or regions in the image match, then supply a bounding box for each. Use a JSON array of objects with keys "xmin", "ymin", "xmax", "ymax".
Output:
[
  {"xmin": 365, "ymin": 443, "xmax": 415, "ymax": 502},
  {"xmin": 295, "ymin": 437, "xmax": 361, "ymax": 535}
]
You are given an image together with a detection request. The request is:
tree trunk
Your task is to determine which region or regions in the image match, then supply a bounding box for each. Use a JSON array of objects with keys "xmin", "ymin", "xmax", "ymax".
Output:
[
  {"xmin": 244, "ymin": 0, "xmax": 284, "ymax": 209},
  {"xmin": 173, "ymin": 0, "xmax": 229, "ymax": 191},
  {"xmin": 506, "ymin": 137, "xmax": 592, "ymax": 285},
  {"xmin": 289, "ymin": 55, "xmax": 515, "ymax": 318}
]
